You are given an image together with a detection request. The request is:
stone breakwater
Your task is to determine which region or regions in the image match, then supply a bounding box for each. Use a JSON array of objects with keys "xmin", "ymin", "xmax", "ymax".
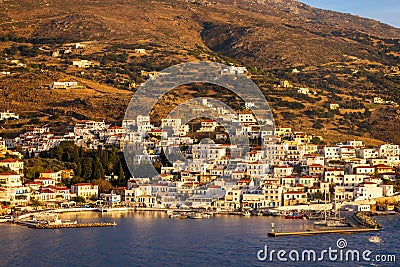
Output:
[
  {"xmin": 32, "ymin": 222, "xmax": 117, "ymax": 229},
  {"xmin": 354, "ymin": 212, "xmax": 382, "ymax": 229}
]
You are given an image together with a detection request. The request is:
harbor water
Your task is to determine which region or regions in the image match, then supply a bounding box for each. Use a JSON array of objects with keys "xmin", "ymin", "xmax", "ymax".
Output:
[{"xmin": 0, "ymin": 212, "xmax": 398, "ymax": 266}]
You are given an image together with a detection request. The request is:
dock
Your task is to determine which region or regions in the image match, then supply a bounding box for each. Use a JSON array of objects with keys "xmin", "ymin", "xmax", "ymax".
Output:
[{"xmin": 268, "ymin": 228, "xmax": 379, "ymax": 237}]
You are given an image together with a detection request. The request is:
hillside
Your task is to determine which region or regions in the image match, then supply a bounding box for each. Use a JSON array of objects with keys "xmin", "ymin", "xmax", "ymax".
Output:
[{"xmin": 0, "ymin": 0, "xmax": 399, "ymax": 144}]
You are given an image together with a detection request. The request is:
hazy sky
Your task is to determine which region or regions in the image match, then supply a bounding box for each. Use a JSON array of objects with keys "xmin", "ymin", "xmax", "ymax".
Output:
[{"xmin": 300, "ymin": 0, "xmax": 400, "ymax": 28}]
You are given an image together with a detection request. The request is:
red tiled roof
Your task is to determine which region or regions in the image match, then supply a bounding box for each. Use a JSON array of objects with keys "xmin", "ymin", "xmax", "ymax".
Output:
[
  {"xmin": 73, "ymin": 183, "xmax": 93, "ymax": 186},
  {"xmin": 41, "ymin": 189, "xmax": 54, "ymax": 194},
  {"xmin": 42, "ymin": 170, "xmax": 56, "ymax": 173},
  {"xmin": 0, "ymin": 171, "xmax": 19, "ymax": 175},
  {"xmin": 113, "ymin": 187, "xmax": 127, "ymax": 190},
  {"xmin": 360, "ymin": 182, "xmax": 376, "ymax": 185},
  {"xmin": 0, "ymin": 158, "xmax": 19, "ymax": 163},
  {"xmin": 309, "ymin": 164, "xmax": 323, "ymax": 167},
  {"xmin": 283, "ymin": 175, "xmax": 296, "ymax": 178}
]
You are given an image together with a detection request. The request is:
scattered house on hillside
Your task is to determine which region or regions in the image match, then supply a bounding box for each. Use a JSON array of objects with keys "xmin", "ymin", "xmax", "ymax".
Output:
[
  {"xmin": 374, "ymin": 97, "xmax": 385, "ymax": 104},
  {"xmin": 0, "ymin": 110, "xmax": 19, "ymax": 121},
  {"xmin": 75, "ymin": 43, "xmax": 86, "ymax": 49},
  {"xmin": 72, "ymin": 59, "xmax": 97, "ymax": 68},
  {"xmin": 134, "ymin": 49, "xmax": 147, "ymax": 54},
  {"xmin": 292, "ymin": 68, "xmax": 300, "ymax": 74},
  {"xmin": 280, "ymin": 80, "xmax": 291, "ymax": 88},
  {"xmin": 329, "ymin": 103, "xmax": 340, "ymax": 110},
  {"xmin": 297, "ymin": 87, "xmax": 310, "ymax": 95},
  {"xmin": 221, "ymin": 66, "xmax": 247, "ymax": 75},
  {"xmin": 51, "ymin": 81, "xmax": 78, "ymax": 89}
]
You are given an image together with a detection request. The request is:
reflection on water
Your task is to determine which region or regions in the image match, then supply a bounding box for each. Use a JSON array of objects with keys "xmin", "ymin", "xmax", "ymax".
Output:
[
  {"xmin": 60, "ymin": 211, "xmax": 320, "ymax": 232},
  {"xmin": 0, "ymin": 212, "xmax": 398, "ymax": 267}
]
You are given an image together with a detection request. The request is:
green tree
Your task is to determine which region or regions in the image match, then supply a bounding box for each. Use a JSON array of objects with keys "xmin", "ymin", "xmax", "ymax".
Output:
[
  {"xmin": 117, "ymin": 162, "xmax": 125, "ymax": 186},
  {"xmin": 92, "ymin": 157, "xmax": 105, "ymax": 179},
  {"xmin": 72, "ymin": 196, "xmax": 86, "ymax": 204},
  {"xmin": 93, "ymin": 178, "xmax": 113, "ymax": 194},
  {"xmin": 81, "ymin": 158, "xmax": 93, "ymax": 180},
  {"xmin": 30, "ymin": 199, "xmax": 41, "ymax": 210}
]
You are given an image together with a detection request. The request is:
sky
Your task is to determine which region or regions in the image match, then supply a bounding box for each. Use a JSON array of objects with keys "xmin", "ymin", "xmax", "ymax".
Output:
[{"xmin": 300, "ymin": 0, "xmax": 400, "ymax": 28}]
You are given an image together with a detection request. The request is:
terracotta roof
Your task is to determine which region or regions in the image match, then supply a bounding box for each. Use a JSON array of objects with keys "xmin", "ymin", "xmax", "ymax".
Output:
[
  {"xmin": 0, "ymin": 171, "xmax": 19, "ymax": 175},
  {"xmin": 113, "ymin": 187, "xmax": 127, "ymax": 190},
  {"xmin": 0, "ymin": 158, "xmax": 19, "ymax": 163},
  {"xmin": 283, "ymin": 175, "xmax": 296, "ymax": 178},
  {"xmin": 42, "ymin": 170, "xmax": 56, "ymax": 173},
  {"xmin": 359, "ymin": 182, "xmax": 376, "ymax": 185},
  {"xmin": 309, "ymin": 164, "xmax": 323, "ymax": 167},
  {"xmin": 41, "ymin": 189, "xmax": 54, "ymax": 194}
]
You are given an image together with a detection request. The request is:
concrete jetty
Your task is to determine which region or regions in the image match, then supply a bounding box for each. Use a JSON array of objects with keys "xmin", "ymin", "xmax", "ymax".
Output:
[{"xmin": 268, "ymin": 228, "xmax": 379, "ymax": 237}]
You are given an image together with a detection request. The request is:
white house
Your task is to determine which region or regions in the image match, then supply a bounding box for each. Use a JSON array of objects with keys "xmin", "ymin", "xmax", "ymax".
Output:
[
  {"xmin": 354, "ymin": 182, "xmax": 383, "ymax": 201},
  {"xmin": 273, "ymin": 166, "xmax": 293, "ymax": 178},
  {"xmin": 52, "ymin": 81, "xmax": 78, "ymax": 89},
  {"xmin": 0, "ymin": 159, "xmax": 24, "ymax": 174},
  {"xmin": 0, "ymin": 110, "xmax": 19, "ymax": 120},
  {"xmin": 247, "ymin": 162, "xmax": 269, "ymax": 177},
  {"xmin": 71, "ymin": 183, "xmax": 99, "ymax": 200},
  {"xmin": 324, "ymin": 146, "xmax": 341, "ymax": 160},
  {"xmin": 283, "ymin": 191, "xmax": 307, "ymax": 206},
  {"xmin": 0, "ymin": 172, "xmax": 22, "ymax": 187}
]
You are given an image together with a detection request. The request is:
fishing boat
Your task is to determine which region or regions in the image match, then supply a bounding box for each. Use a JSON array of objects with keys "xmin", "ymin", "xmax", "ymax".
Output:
[
  {"xmin": 0, "ymin": 215, "xmax": 12, "ymax": 223},
  {"xmin": 242, "ymin": 210, "xmax": 251, "ymax": 217},
  {"xmin": 284, "ymin": 212, "xmax": 304, "ymax": 219},
  {"xmin": 202, "ymin": 213, "xmax": 213, "ymax": 218},
  {"xmin": 169, "ymin": 213, "xmax": 180, "ymax": 219},
  {"xmin": 189, "ymin": 213, "xmax": 203, "ymax": 219},
  {"xmin": 326, "ymin": 219, "xmax": 348, "ymax": 227},
  {"xmin": 369, "ymin": 236, "xmax": 381, "ymax": 243},
  {"xmin": 178, "ymin": 213, "xmax": 188, "ymax": 219}
]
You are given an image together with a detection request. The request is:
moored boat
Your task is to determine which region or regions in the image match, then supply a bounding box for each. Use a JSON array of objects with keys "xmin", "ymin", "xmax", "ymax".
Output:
[
  {"xmin": 284, "ymin": 212, "xmax": 304, "ymax": 219},
  {"xmin": 189, "ymin": 213, "xmax": 203, "ymax": 219},
  {"xmin": 0, "ymin": 215, "xmax": 12, "ymax": 223}
]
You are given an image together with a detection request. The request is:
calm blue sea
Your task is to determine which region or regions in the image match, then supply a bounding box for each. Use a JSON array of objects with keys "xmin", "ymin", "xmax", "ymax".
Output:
[{"xmin": 0, "ymin": 212, "xmax": 398, "ymax": 267}]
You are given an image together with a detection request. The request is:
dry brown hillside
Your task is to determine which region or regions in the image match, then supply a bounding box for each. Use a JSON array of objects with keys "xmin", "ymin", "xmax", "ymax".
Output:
[{"xmin": 0, "ymin": 0, "xmax": 399, "ymax": 144}]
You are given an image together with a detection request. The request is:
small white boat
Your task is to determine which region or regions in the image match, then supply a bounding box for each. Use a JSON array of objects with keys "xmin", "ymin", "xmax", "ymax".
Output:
[
  {"xmin": 99, "ymin": 207, "xmax": 128, "ymax": 212},
  {"xmin": 326, "ymin": 220, "xmax": 348, "ymax": 227},
  {"xmin": 166, "ymin": 210, "xmax": 174, "ymax": 215},
  {"xmin": 169, "ymin": 214, "xmax": 180, "ymax": 219},
  {"xmin": 242, "ymin": 211, "xmax": 251, "ymax": 217},
  {"xmin": 0, "ymin": 215, "xmax": 12, "ymax": 223},
  {"xmin": 369, "ymin": 236, "xmax": 381, "ymax": 243},
  {"xmin": 189, "ymin": 213, "xmax": 203, "ymax": 219}
]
